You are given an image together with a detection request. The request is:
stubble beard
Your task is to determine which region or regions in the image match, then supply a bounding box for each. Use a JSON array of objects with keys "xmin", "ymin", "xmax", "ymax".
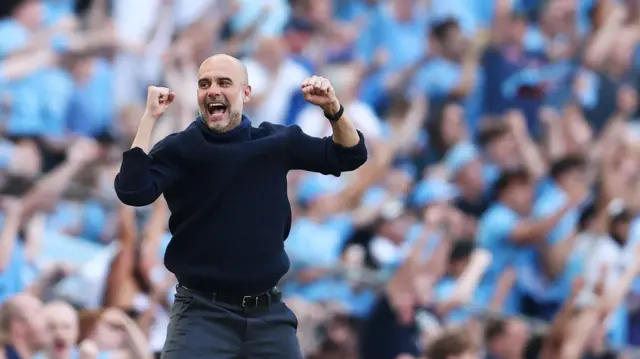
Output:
[{"xmin": 200, "ymin": 109, "xmax": 242, "ymax": 133}]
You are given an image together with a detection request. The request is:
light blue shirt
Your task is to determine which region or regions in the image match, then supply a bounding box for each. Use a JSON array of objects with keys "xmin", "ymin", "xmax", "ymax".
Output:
[
  {"xmin": 516, "ymin": 182, "xmax": 582, "ymax": 303},
  {"xmin": 39, "ymin": 68, "xmax": 75, "ymax": 138},
  {"xmin": 413, "ymin": 58, "xmax": 484, "ymax": 133},
  {"xmin": 0, "ymin": 140, "xmax": 15, "ymax": 169},
  {"xmin": 284, "ymin": 215, "xmax": 361, "ymax": 306},
  {"xmin": 0, "ymin": 19, "xmax": 29, "ymax": 58},
  {"xmin": 356, "ymin": 5, "xmax": 428, "ymax": 105},
  {"xmin": 33, "ymin": 347, "xmax": 112, "ymax": 359},
  {"xmin": 476, "ymin": 203, "xmax": 529, "ymax": 313},
  {"xmin": 533, "ymin": 183, "xmax": 578, "ymax": 246},
  {"xmin": 43, "ymin": 0, "xmax": 75, "ymax": 26},
  {"xmin": 434, "ymin": 276, "xmax": 493, "ymax": 323},
  {"xmin": 477, "ymin": 203, "xmax": 526, "ymax": 280},
  {"xmin": 285, "ymin": 215, "xmax": 354, "ymax": 269},
  {"xmin": 66, "ymin": 58, "xmax": 114, "ymax": 137}
]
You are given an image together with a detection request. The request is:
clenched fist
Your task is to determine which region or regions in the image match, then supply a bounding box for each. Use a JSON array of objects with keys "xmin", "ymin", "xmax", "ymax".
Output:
[
  {"xmin": 146, "ymin": 86, "xmax": 175, "ymax": 119},
  {"xmin": 78, "ymin": 340, "xmax": 99, "ymax": 359},
  {"xmin": 67, "ymin": 137, "xmax": 101, "ymax": 164},
  {"xmin": 301, "ymin": 76, "xmax": 340, "ymax": 114}
]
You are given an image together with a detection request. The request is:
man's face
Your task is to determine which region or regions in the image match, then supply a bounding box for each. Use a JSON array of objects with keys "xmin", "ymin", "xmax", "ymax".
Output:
[
  {"xmin": 563, "ymin": 168, "xmax": 587, "ymax": 195},
  {"xmin": 15, "ymin": 0, "xmax": 43, "ymax": 30},
  {"xmin": 457, "ymin": 158, "xmax": 484, "ymax": 193},
  {"xmin": 487, "ymin": 135, "xmax": 519, "ymax": 169},
  {"xmin": 197, "ymin": 57, "xmax": 251, "ymax": 133},
  {"xmin": 508, "ymin": 181, "xmax": 534, "ymax": 214},
  {"xmin": 502, "ymin": 320, "xmax": 530, "ymax": 358},
  {"xmin": 443, "ymin": 26, "xmax": 466, "ymax": 60},
  {"xmin": 44, "ymin": 304, "xmax": 78, "ymax": 359}
]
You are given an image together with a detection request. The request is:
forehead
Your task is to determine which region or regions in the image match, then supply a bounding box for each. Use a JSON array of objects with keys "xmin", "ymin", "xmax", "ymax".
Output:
[
  {"xmin": 198, "ymin": 58, "xmax": 243, "ymax": 81},
  {"xmin": 44, "ymin": 303, "xmax": 77, "ymax": 320},
  {"xmin": 22, "ymin": 297, "xmax": 43, "ymax": 311}
]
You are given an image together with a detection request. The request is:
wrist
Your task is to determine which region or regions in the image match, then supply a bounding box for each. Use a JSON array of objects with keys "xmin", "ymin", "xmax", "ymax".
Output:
[
  {"xmin": 321, "ymin": 101, "xmax": 341, "ymax": 115},
  {"xmin": 142, "ymin": 111, "xmax": 159, "ymax": 122},
  {"xmin": 138, "ymin": 113, "xmax": 157, "ymax": 134}
]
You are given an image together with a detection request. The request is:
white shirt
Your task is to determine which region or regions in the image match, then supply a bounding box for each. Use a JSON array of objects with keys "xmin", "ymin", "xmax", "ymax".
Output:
[
  {"xmin": 244, "ymin": 58, "xmax": 309, "ymax": 126},
  {"xmin": 580, "ymin": 233, "xmax": 632, "ymax": 290}
]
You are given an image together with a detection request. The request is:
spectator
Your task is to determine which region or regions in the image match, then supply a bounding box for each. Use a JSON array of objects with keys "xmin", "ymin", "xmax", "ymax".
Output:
[
  {"xmin": 484, "ymin": 317, "xmax": 530, "ymax": 359},
  {"xmin": 0, "ymin": 293, "xmax": 49, "ymax": 359},
  {"xmin": 424, "ymin": 327, "xmax": 479, "ymax": 359},
  {"xmin": 77, "ymin": 308, "xmax": 149, "ymax": 359}
]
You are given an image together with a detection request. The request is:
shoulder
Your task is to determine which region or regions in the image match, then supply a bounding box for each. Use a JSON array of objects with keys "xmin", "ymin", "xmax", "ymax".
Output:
[
  {"xmin": 533, "ymin": 190, "xmax": 565, "ymax": 216},
  {"xmin": 479, "ymin": 205, "xmax": 518, "ymax": 232},
  {"xmin": 148, "ymin": 129, "xmax": 188, "ymax": 159},
  {"xmin": 151, "ymin": 132, "xmax": 181, "ymax": 151},
  {"xmin": 0, "ymin": 19, "xmax": 22, "ymax": 34},
  {"xmin": 482, "ymin": 204, "xmax": 516, "ymax": 221},
  {"xmin": 254, "ymin": 122, "xmax": 305, "ymax": 138},
  {"xmin": 586, "ymin": 238, "xmax": 620, "ymax": 269}
]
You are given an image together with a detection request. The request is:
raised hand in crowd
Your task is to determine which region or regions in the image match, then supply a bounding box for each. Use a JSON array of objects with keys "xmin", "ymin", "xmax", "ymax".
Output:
[
  {"xmin": 78, "ymin": 339, "xmax": 100, "ymax": 359},
  {"xmin": 617, "ymin": 85, "xmax": 638, "ymax": 116},
  {"xmin": 67, "ymin": 138, "xmax": 102, "ymax": 165},
  {"xmin": 0, "ymin": 197, "xmax": 24, "ymax": 271}
]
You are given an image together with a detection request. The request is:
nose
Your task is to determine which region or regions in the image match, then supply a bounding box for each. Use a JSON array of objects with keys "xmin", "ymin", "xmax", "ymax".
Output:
[{"xmin": 206, "ymin": 89, "xmax": 221, "ymax": 98}]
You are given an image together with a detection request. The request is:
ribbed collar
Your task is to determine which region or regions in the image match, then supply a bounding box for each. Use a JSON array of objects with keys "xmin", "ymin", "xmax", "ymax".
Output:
[{"xmin": 197, "ymin": 114, "xmax": 252, "ymax": 143}]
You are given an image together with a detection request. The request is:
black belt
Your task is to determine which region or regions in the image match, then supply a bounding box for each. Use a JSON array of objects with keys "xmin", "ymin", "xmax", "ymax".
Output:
[{"xmin": 181, "ymin": 285, "xmax": 282, "ymax": 309}]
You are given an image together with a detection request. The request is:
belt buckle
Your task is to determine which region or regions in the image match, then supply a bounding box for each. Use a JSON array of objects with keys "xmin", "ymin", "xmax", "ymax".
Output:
[{"xmin": 242, "ymin": 295, "xmax": 259, "ymax": 308}]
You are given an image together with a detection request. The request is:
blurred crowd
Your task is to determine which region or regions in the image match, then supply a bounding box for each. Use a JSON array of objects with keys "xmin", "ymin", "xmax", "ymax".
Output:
[{"xmin": 2, "ymin": 0, "xmax": 640, "ymax": 358}]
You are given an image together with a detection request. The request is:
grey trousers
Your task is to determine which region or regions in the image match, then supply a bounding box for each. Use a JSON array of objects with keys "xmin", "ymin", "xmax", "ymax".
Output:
[{"xmin": 160, "ymin": 285, "xmax": 303, "ymax": 359}]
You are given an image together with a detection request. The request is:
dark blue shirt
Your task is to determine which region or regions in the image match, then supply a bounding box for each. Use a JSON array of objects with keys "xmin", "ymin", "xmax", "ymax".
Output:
[
  {"xmin": 3, "ymin": 344, "xmax": 21, "ymax": 359},
  {"xmin": 359, "ymin": 295, "xmax": 420, "ymax": 359},
  {"xmin": 114, "ymin": 116, "xmax": 367, "ymax": 294},
  {"xmin": 481, "ymin": 45, "xmax": 552, "ymax": 137}
]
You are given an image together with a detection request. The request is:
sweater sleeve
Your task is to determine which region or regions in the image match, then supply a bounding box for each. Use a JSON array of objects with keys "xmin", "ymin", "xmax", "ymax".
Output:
[
  {"xmin": 114, "ymin": 134, "xmax": 182, "ymax": 207},
  {"xmin": 287, "ymin": 125, "xmax": 368, "ymax": 175}
]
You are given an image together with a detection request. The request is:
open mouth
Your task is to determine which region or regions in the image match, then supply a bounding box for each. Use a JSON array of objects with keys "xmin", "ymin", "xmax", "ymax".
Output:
[
  {"xmin": 53, "ymin": 338, "xmax": 67, "ymax": 352},
  {"xmin": 206, "ymin": 102, "xmax": 227, "ymax": 116}
]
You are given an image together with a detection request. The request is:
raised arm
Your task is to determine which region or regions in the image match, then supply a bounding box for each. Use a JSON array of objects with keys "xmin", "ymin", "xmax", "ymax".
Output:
[
  {"xmin": 288, "ymin": 76, "xmax": 367, "ymax": 175},
  {"xmin": 114, "ymin": 86, "xmax": 182, "ymax": 206}
]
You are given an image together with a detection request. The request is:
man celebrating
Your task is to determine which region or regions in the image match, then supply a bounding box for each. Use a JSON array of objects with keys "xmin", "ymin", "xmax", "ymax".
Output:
[{"xmin": 114, "ymin": 54, "xmax": 367, "ymax": 358}]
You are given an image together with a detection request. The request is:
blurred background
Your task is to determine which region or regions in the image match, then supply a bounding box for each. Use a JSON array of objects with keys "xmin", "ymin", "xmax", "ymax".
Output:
[{"xmin": 2, "ymin": 0, "xmax": 640, "ymax": 358}]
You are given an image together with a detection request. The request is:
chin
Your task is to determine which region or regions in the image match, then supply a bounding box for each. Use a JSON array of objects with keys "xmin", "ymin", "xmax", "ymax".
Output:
[{"xmin": 203, "ymin": 115, "xmax": 230, "ymax": 131}]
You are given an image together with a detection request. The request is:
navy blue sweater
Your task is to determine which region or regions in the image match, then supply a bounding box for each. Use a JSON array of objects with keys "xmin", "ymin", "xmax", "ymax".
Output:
[{"xmin": 114, "ymin": 116, "xmax": 367, "ymax": 294}]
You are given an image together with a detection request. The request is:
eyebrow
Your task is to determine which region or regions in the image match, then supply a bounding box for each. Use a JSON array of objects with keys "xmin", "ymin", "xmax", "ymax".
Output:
[{"xmin": 198, "ymin": 76, "xmax": 234, "ymax": 83}]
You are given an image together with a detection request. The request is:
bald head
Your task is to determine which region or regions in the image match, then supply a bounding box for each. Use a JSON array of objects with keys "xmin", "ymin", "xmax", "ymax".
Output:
[
  {"xmin": 199, "ymin": 54, "xmax": 248, "ymax": 85},
  {"xmin": 1, "ymin": 294, "xmax": 40, "ymax": 321},
  {"xmin": 0, "ymin": 294, "xmax": 43, "ymax": 340}
]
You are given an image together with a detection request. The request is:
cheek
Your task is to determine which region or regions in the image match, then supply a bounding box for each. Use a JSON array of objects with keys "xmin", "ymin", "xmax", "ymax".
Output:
[
  {"xmin": 236, "ymin": 89, "xmax": 247, "ymax": 104},
  {"xmin": 197, "ymin": 91, "xmax": 207, "ymax": 105}
]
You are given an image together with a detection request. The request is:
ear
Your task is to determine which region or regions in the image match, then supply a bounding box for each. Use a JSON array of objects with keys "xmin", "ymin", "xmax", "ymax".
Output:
[{"xmin": 243, "ymin": 85, "xmax": 252, "ymax": 103}]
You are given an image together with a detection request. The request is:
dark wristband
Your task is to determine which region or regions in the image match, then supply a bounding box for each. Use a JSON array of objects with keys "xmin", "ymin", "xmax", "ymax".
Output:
[{"xmin": 324, "ymin": 104, "xmax": 344, "ymax": 122}]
